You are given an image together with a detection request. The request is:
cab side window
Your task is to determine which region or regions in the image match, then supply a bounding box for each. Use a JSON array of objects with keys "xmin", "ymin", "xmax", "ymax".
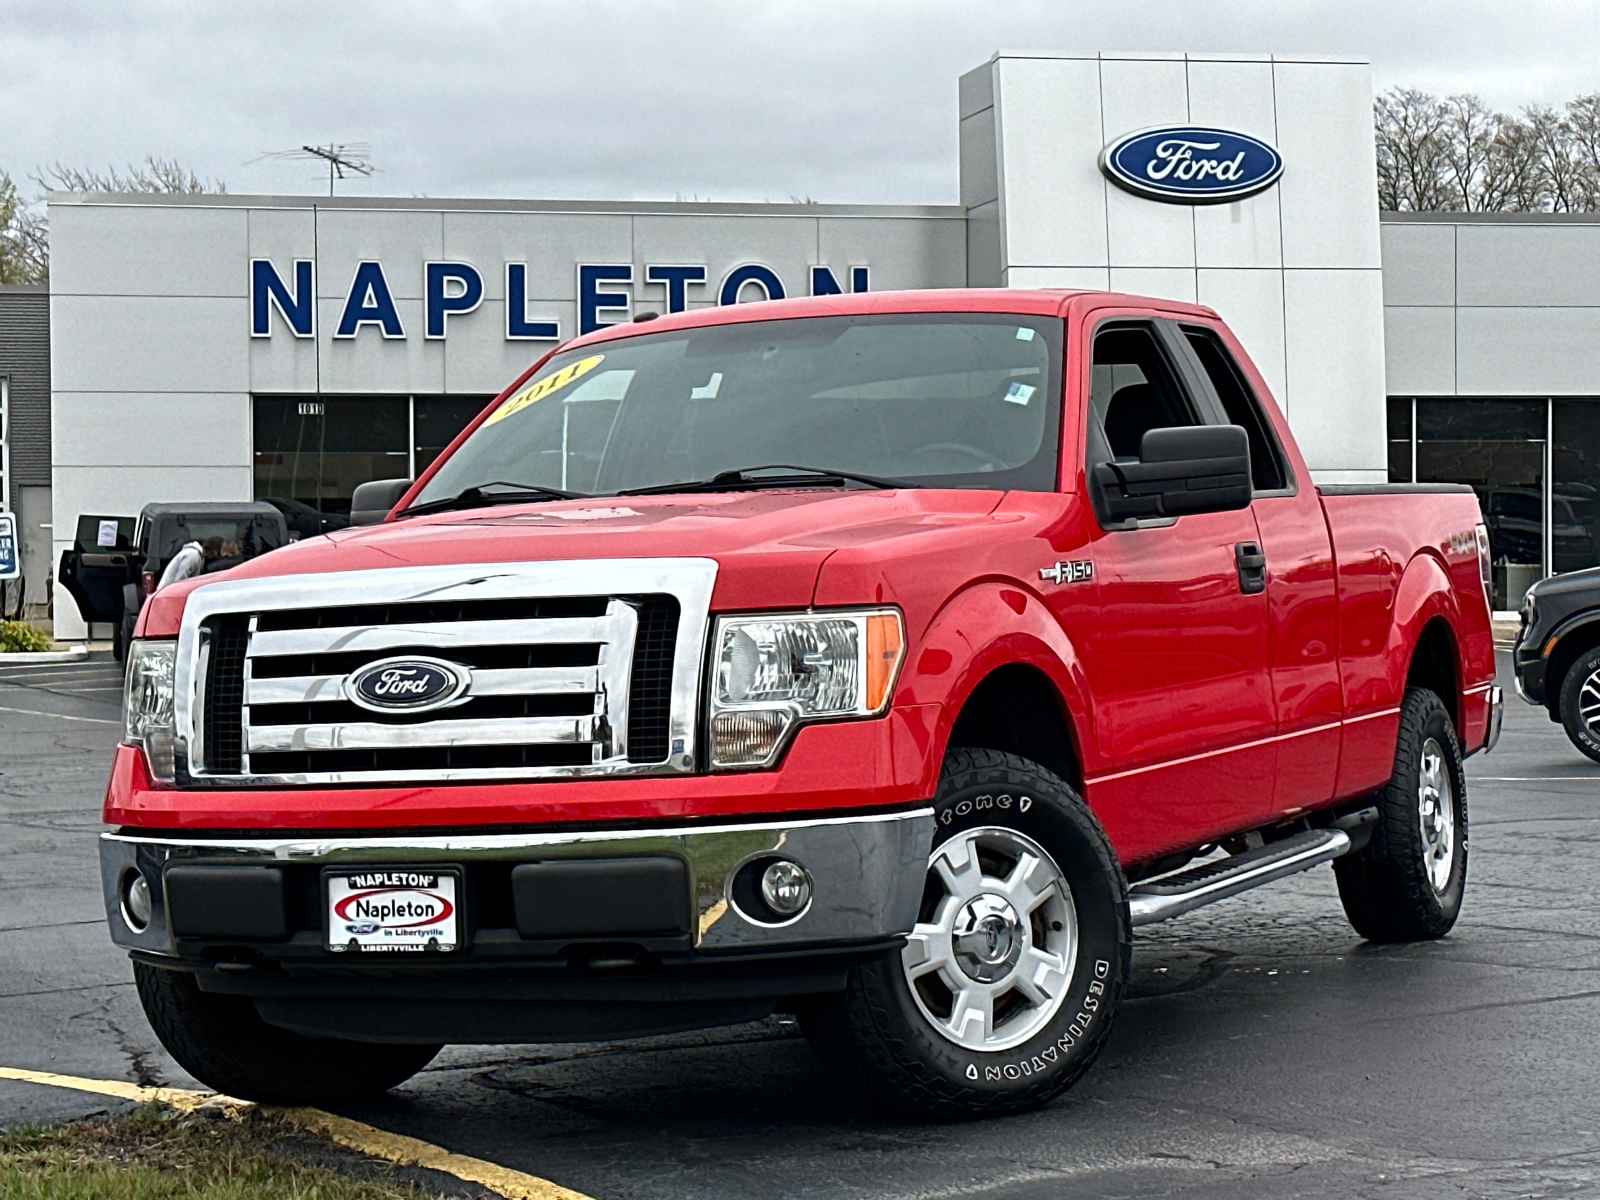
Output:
[
  {"xmin": 1089, "ymin": 326, "xmax": 1203, "ymax": 460},
  {"xmin": 1182, "ymin": 325, "xmax": 1289, "ymax": 492}
]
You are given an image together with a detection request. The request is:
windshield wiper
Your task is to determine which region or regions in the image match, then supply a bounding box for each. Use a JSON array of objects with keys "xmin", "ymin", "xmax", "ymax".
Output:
[
  {"xmin": 401, "ymin": 481, "xmax": 587, "ymax": 516},
  {"xmin": 619, "ymin": 464, "xmax": 917, "ymax": 497}
]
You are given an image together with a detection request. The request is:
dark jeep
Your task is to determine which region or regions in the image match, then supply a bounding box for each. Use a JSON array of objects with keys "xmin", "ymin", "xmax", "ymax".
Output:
[{"xmin": 59, "ymin": 502, "xmax": 289, "ymax": 660}]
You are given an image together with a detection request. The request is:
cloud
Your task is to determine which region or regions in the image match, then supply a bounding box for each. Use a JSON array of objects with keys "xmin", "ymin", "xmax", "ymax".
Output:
[{"xmin": 3, "ymin": 0, "xmax": 1598, "ymax": 205}]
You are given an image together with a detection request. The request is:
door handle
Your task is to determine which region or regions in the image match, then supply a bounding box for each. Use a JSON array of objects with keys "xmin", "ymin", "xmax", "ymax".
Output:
[{"xmin": 1235, "ymin": 542, "xmax": 1267, "ymax": 595}]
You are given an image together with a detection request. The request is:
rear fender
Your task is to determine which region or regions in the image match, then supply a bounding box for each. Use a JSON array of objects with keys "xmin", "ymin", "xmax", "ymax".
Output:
[
  {"xmin": 899, "ymin": 581, "xmax": 1096, "ymax": 796},
  {"xmin": 1391, "ymin": 551, "xmax": 1464, "ymax": 714},
  {"xmin": 1336, "ymin": 550, "xmax": 1465, "ymax": 796}
]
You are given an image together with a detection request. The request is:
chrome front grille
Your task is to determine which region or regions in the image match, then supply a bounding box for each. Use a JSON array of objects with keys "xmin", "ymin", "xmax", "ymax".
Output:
[{"xmin": 173, "ymin": 559, "xmax": 716, "ymax": 786}]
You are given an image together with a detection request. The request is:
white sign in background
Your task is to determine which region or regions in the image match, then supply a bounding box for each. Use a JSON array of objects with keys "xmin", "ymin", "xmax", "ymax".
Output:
[{"xmin": 0, "ymin": 514, "xmax": 19, "ymax": 582}]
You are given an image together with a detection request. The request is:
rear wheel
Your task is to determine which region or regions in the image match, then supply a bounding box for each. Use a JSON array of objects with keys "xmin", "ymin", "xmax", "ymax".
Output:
[
  {"xmin": 799, "ymin": 748, "xmax": 1129, "ymax": 1120},
  {"xmin": 1335, "ymin": 687, "xmax": 1467, "ymax": 942},
  {"xmin": 1557, "ymin": 645, "xmax": 1600, "ymax": 764},
  {"xmin": 135, "ymin": 962, "xmax": 440, "ymax": 1104}
]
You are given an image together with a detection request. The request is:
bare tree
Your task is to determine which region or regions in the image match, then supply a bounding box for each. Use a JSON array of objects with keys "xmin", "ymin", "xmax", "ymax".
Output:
[
  {"xmin": 1375, "ymin": 89, "xmax": 1458, "ymax": 210},
  {"xmin": 1565, "ymin": 93, "xmax": 1600, "ymax": 208},
  {"xmin": 0, "ymin": 173, "xmax": 49, "ymax": 284},
  {"xmin": 34, "ymin": 155, "xmax": 225, "ymax": 196},
  {"xmin": 1438, "ymin": 94, "xmax": 1515, "ymax": 212},
  {"xmin": 1373, "ymin": 86, "xmax": 1600, "ymax": 212},
  {"xmin": 4, "ymin": 156, "xmax": 225, "ymax": 281}
]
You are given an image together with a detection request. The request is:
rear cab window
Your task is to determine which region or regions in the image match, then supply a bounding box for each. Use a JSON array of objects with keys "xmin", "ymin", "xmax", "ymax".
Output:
[{"xmin": 1180, "ymin": 325, "xmax": 1291, "ymax": 494}]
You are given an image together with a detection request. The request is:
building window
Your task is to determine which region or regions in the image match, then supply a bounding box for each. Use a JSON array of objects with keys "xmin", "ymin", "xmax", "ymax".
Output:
[
  {"xmin": 1386, "ymin": 396, "xmax": 1412, "ymax": 483},
  {"xmin": 253, "ymin": 396, "xmax": 409, "ymax": 523},
  {"xmin": 1552, "ymin": 401, "xmax": 1600, "ymax": 575},
  {"xmin": 252, "ymin": 395, "xmax": 490, "ymax": 534},
  {"xmin": 1389, "ymin": 396, "xmax": 1551, "ymax": 610},
  {"xmin": 414, "ymin": 397, "xmax": 489, "ymax": 476}
]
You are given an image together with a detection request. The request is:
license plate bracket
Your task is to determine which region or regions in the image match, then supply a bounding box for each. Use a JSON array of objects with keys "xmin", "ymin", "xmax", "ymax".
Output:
[{"xmin": 323, "ymin": 867, "xmax": 462, "ymax": 953}]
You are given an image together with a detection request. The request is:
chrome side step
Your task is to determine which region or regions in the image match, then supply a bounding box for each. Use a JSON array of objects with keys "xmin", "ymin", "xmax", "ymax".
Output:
[{"xmin": 1127, "ymin": 828, "xmax": 1352, "ymax": 928}]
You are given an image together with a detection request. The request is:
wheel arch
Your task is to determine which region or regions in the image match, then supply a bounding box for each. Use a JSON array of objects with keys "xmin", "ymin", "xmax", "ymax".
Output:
[
  {"xmin": 1392, "ymin": 552, "xmax": 1466, "ymax": 733},
  {"xmin": 903, "ymin": 581, "xmax": 1095, "ymax": 794},
  {"xmin": 1406, "ymin": 615, "xmax": 1461, "ymax": 734},
  {"xmin": 1543, "ymin": 614, "xmax": 1600, "ymax": 720}
]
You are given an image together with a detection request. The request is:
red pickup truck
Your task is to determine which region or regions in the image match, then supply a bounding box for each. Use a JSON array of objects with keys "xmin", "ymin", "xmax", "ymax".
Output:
[{"xmin": 103, "ymin": 289, "xmax": 1500, "ymax": 1119}]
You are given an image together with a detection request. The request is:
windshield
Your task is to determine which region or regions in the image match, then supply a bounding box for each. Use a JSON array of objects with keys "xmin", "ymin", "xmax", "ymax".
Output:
[{"xmin": 411, "ymin": 313, "xmax": 1062, "ymax": 507}]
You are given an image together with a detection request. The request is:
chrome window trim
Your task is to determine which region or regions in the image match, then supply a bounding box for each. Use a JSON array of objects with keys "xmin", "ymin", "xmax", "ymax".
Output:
[{"xmin": 169, "ymin": 557, "xmax": 717, "ymax": 787}]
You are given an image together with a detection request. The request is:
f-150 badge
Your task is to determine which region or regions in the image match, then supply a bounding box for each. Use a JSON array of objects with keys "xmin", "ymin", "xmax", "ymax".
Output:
[{"xmin": 1040, "ymin": 561, "xmax": 1094, "ymax": 585}]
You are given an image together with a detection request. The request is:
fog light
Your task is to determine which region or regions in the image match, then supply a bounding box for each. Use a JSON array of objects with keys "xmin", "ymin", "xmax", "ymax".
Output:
[
  {"xmin": 760, "ymin": 860, "xmax": 813, "ymax": 917},
  {"xmin": 710, "ymin": 709, "xmax": 793, "ymax": 768},
  {"xmin": 121, "ymin": 872, "xmax": 152, "ymax": 933}
]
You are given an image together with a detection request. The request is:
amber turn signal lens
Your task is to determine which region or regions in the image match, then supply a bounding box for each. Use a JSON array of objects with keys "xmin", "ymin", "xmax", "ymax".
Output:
[{"xmin": 864, "ymin": 612, "xmax": 905, "ymax": 712}]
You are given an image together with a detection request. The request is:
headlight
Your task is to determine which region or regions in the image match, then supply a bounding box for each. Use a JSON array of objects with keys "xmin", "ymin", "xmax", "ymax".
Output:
[
  {"xmin": 708, "ymin": 609, "xmax": 905, "ymax": 770},
  {"xmin": 124, "ymin": 640, "xmax": 177, "ymax": 782}
]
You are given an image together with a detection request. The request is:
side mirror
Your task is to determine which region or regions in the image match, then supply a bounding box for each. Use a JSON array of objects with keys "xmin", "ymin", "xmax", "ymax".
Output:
[
  {"xmin": 349, "ymin": 479, "xmax": 413, "ymax": 526},
  {"xmin": 1093, "ymin": 425, "xmax": 1251, "ymax": 520}
]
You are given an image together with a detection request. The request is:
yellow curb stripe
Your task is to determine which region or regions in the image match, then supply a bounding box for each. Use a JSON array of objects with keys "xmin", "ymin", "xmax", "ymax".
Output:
[
  {"xmin": 0, "ymin": 1066, "xmax": 594, "ymax": 1200},
  {"xmin": 277, "ymin": 1106, "xmax": 593, "ymax": 1200},
  {"xmin": 0, "ymin": 1067, "xmax": 215, "ymax": 1111}
]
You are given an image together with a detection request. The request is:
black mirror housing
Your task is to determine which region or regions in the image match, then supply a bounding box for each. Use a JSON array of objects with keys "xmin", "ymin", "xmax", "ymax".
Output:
[
  {"xmin": 349, "ymin": 479, "xmax": 414, "ymax": 526},
  {"xmin": 1093, "ymin": 425, "xmax": 1252, "ymax": 520}
]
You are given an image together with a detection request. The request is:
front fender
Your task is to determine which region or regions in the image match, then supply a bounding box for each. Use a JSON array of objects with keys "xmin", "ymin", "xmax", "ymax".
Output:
[{"xmin": 896, "ymin": 581, "xmax": 1098, "ymax": 796}]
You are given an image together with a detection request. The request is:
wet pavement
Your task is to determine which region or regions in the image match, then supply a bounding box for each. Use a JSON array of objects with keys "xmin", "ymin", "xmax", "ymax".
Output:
[{"xmin": 3, "ymin": 652, "xmax": 1598, "ymax": 1197}]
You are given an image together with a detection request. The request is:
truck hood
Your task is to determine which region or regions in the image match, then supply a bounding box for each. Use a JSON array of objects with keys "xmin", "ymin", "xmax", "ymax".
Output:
[{"xmin": 144, "ymin": 489, "xmax": 1007, "ymax": 632}]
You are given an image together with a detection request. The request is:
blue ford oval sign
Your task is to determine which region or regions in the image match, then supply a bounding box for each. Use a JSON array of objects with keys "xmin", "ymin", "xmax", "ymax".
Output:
[
  {"xmin": 345, "ymin": 656, "xmax": 470, "ymax": 713},
  {"xmin": 1099, "ymin": 126, "xmax": 1284, "ymax": 204}
]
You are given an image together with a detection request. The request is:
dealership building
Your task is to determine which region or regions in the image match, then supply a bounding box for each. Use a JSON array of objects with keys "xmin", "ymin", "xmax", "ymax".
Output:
[{"xmin": 8, "ymin": 50, "xmax": 1600, "ymax": 636}]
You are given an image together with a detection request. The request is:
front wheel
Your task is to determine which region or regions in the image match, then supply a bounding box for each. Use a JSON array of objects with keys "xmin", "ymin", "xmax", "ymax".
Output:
[
  {"xmin": 1334, "ymin": 687, "xmax": 1467, "ymax": 942},
  {"xmin": 1558, "ymin": 645, "xmax": 1600, "ymax": 764},
  {"xmin": 799, "ymin": 748, "xmax": 1130, "ymax": 1120},
  {"xmin": 135, "ymin": 962, "xmax": 440, "ymax": 1104}
]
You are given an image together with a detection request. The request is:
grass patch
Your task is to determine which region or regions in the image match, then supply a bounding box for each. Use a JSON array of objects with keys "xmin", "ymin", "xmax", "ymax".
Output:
[{"xmin": 0, "ymin": 1103, "xmax": 470, "ymax": 1199}]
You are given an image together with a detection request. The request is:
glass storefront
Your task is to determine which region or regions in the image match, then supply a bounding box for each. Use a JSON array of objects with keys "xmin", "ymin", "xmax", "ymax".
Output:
[
  {"xmin": 253, "ymin": 395, "xmax": 488, "ymax": 529},
  {"xmin": 1386, "ymin": 396, "xmax": 1600, "ymax": 610}
]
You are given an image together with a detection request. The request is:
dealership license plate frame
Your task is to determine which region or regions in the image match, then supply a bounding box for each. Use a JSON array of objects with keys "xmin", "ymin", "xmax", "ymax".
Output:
[{"xmin": 322, "ymin": 866, "xmax": 464, "ymax": 954}]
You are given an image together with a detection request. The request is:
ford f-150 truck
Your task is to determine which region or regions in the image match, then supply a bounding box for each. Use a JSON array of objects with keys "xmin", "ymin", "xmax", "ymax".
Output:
[{"xmin": 103, "ymin": 289, "xmax": 1500, "ymax": 1119}]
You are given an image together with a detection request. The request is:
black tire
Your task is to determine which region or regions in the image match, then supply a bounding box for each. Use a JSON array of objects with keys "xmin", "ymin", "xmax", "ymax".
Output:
[
  {"xmin": 113, "ymin": 616, "xmax": 129, "ymax": 663},
  {"xmin": 799, "ymin": 748, "xmax": 1130, "ymax": 1120},
  {"xmin": 1334, "ymin": 687, "xmax": 1467, "ymax": 942},
  {"xmin": 1557, "ymin": 645, "xmax": 1600, "ymax": 764},
  {"xmin": 135, "ymin": 962, "xmax": 440, "ymax": 1104}
]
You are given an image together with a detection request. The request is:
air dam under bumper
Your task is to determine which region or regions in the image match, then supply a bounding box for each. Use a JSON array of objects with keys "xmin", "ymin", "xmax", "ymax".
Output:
[{"xmin": 101, "ymin": 808, "xmax": 934, "ymax": 1044}]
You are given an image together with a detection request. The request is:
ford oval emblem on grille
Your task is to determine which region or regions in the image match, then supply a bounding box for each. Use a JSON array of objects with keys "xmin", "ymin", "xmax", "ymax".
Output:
[
  {"xmin": 1099, "ymin": 125, "xmax": 1283, "ymax": 204},
  {"xmin": 345, "ymin": 656, "xmax": 471, "ymax": 714}
]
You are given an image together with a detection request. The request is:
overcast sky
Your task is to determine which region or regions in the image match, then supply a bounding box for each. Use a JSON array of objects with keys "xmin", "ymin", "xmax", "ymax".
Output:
[{"xmin": 5, "ymin": 0, "xmax": 1600, "ymax": 207}]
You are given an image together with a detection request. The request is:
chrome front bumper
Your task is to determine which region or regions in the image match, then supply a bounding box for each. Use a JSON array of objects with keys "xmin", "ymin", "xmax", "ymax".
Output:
[
  {"xmin": 101, "ymin": 808, "xmax": 934, "ymax": 959},
  {"xmin": 1485, "ymin": 684, "xmax": 1504, "ymax": 752}
]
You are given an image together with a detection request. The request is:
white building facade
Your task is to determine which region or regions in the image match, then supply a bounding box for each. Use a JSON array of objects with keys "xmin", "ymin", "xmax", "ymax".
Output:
[{"xmin": 40, "ymin": 51, "xmax": 1600, "ymax": 634}]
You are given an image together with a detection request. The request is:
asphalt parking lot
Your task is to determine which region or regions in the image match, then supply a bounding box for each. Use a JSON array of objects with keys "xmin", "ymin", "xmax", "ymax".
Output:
[{"xmin": 2, "ymin": 651, "xmax": 1598, "ymax": 1199}]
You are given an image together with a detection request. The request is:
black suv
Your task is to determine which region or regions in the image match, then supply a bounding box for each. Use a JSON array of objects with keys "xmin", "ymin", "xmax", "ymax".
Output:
[
  {"xmin": 1513, "ymin": 567, "xmax": 1600, "ymax": 761},
  {"xmin": 59, "ymin": 502, "xmax": 289, "ymax": 660}
]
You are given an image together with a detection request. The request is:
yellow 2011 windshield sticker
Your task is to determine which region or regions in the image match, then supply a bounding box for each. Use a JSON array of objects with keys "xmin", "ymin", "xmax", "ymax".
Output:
[{"xmin": 484, "ymin": 354, "xmax": 605, "ymax": 426}]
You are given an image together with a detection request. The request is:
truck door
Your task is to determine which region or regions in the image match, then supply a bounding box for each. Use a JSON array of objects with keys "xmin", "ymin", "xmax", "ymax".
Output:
[
  {"xmin": 1178, "ymin": 322, "xmax": 1342, "ymax": 816},
  {"xmin": 1079, "ymin": 319, "xmax": 1277, "ymax": 859},
  {"xmin": 58, "ymin": 514, "xmax": 136, "ymax": 627}
]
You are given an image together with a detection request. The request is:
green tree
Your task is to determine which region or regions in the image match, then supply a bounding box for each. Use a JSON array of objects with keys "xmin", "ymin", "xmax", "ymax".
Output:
[{"xmin": 0, "ymin": 173, "xmax": 49, "ymax": 283}]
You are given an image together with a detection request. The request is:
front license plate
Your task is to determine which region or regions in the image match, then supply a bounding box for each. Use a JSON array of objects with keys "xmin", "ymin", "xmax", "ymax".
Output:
[{"xmin": 325, "ymin": 868, "xmax": 461, "ymax": 953}]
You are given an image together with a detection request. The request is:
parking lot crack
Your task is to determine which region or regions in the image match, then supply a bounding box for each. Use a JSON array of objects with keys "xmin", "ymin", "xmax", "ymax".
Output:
[{"xmin": 104, "ymin": 1012, "xmax": 167, "ymax": 1089}]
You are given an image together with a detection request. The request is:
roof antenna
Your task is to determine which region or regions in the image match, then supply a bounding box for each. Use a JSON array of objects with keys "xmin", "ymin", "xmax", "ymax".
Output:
[{"xmin": 253, "ymin": 143, "xmax": 375, "ymax": 195}]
